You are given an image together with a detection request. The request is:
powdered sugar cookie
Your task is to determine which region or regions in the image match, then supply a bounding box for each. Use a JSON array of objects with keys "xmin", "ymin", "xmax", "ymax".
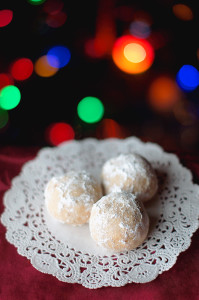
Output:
[
  {"xmin": 101, "ymin": 153, "xmax": 158, "ymax": 202},
  {"xmin": 89, "ymin": 191, "xmax": 149, "ymax": 252},
  {"xmin": 45, "ymin": 170, "xmax": 102, "ymax": 225}
]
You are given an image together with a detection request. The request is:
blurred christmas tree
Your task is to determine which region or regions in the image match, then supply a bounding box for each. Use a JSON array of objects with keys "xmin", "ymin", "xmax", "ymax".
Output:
[{"xmin": 0, "ymin": 0, "xmax": 199, "ymax": 152}]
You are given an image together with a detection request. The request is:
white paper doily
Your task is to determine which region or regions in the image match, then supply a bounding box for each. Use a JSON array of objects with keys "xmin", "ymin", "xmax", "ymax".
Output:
[{"xmin": 1, "ymin": 137, "xmax": 199, "ymax": 289}]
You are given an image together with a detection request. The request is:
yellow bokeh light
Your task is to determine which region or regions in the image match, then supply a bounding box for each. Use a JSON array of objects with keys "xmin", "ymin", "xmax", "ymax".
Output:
[
  {"xmin": 124, "ymin": 43, "xmax": 146, "ymax": 63},
  {"xmin": 34, "ymin": 55, "xmax": 58, "ymax": 77},
  {"xmin": 112, "ymin": 35, "xmax": 154, "ymax": 74}
]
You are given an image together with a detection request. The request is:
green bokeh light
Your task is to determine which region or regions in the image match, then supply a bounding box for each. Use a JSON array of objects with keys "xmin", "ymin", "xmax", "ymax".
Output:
[
  {"xmin": 77, "ymin": 96, "xmax": 104, "ymax": 123},
  {"xmin": 0, "ymin": 109, "xmax": 9, "ymax": 129},
  {"xmin": 0, "ymin": 85, "xmax": 21, "ymax": 110},
  {"xmin": 27, "ymin": 0, "xmax": 46, "ymax": 5}
]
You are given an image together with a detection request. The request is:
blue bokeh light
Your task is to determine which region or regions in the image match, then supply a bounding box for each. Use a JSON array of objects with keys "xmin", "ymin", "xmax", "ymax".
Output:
[
  {"xmin": 129, "ymin": 20, "xmax": 151, "ymax": 39},
  {"xmin": 47, "ymin": 46, "xmax": 71, "ymax": 68},
  {"xmin": 176, "ymin": 64, "xmax": 199, "ymax": 91}
]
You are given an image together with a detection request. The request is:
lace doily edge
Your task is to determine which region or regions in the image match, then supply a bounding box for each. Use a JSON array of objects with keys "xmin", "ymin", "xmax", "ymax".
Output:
[{"xmin": 1, "ymin": 137, "xmax": 199, "ymax": 288}]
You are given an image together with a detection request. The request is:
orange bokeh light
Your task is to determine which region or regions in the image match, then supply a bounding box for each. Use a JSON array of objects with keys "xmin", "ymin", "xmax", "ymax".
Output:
[
  {"xmin": 112, "ymin": 35, "xmax": 154, "ymax": 74},
  {"xmin": 148, "ymin": 76, "xmax": 181, "ymax": 111},
  {"xmin": 172, "ymin": 4, "xmax": 193, "ymax": 21},
  {"xmin": 34, "ymin": 55, "xmax": 58, "ymax": 77}
]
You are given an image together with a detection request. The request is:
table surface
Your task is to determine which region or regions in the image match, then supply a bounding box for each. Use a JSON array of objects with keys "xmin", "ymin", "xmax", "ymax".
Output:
[{"xmin": 0, "ymin": 145, "xmax": 199, "ymax": 300}]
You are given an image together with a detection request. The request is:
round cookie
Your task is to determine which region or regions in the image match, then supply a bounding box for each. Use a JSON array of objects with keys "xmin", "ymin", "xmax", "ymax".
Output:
[
  {"xmin": 101, "ymin": 153, "xmax": 158, "ymax": 202},
  {"xmin": 45, "ymin": 170, "xmax": 102, "ymax": 225},
  {"xmin": 89, "ymin": 192, "xmax": 149, "ymax": 252}
]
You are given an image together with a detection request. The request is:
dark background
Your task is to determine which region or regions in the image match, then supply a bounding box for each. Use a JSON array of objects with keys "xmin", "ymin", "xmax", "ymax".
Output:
[{"xmin": 0, "ymin": 0, "xmax": 199, "ymax": 152}]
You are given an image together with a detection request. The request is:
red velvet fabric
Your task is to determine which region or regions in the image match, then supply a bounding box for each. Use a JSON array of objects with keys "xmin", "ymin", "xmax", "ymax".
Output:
[{"xmin": 0, "ymin": 146, "xmax": 199, "ymax": 300}]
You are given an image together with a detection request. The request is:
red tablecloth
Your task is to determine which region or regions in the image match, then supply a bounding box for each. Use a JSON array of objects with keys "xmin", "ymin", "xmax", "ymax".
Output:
[{"xmin": 0, "ymin": 146, "xmax": 199, "ymax": 300}]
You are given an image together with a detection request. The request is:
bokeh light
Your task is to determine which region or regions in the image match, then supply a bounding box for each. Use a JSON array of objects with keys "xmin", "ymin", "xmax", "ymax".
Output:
[
  {"xmin": 47, "ymin": 46, "xmax": 71, "ymax": 68},
  {"xmin": 148, "ymin": 76, "xmax": 181, "ymax": 111},
  {"xmin": 97, "ymin": 118, "xmax": 124, "ymax": 138},
  {"xmin": 0, "ymin": 85, "xmax": 21, "ymax": 110},
  {"xmin": 11, "ymin": 58, "xmax": 33, "ymax": 81},
  {"xmin": 176, "ymin": 65, "xmax": 199, "ymax": 91},
  {"xmin": 129, "ymin": 20, "xmax": 151, "ymax": 39},
  {"xmin": 92, "ymin": 5, "xmax": 116, "ymax": 58},
  {"xmin": 85, "ymin": 35, "xmax": 115, "ymax": 58},
  {"xmin": 124, "ymin": 43, "xmax": 146, "ymax": 63},
  {"xmin": 77, "ymin": 96, "xmax": 104, "ymax": 123},
  {"xmin": 0, "ymin": 10, "xmax": 13, "ymax": 28},
  {"xmin": 84, "ymin": 39, "xmax": 104, "ymax": 58},
  {"xmin": 0, "ymin": 74, "xmax": 14, "ymax": 90},
  {"xmin": 27, "ymin": 0, "xmax": 46, "ymax": 5},
  {"xmin": 0, "ymin": 108, "xmax": 9, "ymax": 129},
  {"xmin": 34, "ymin": 55, "xmax": 58, "ymax": 77},
  {"xmin": 112, "ymin": 35, "xmax": 154, "ymax": 74},
  {"xmin": 46, "ymin": 11, "xmax": 67, "ymax": 28},
  {"xmin": 172, "ymin": 4, "xmax": 193, "ymax": 21},
  {"xmin": 43, "ymin": 0, "xmax": 64, "ymax": 14},
  {"xmin": 46, "ymin": 122, "xmax": 75, "ymax": 145}
]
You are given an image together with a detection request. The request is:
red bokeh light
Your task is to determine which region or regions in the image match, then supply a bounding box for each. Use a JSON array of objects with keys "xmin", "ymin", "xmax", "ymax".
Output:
[
  {"xmin": 0, "ymin": 10, "xmax": 13, "ymax": 28},
  {"xmin": 84, "ymin": 38, "xmax": 105, "ymax": 58},
  {"xmin": 43, "ymin": 0, "xmax": 64, "ymax": 15},
  {"xmin": 46, "ymin": 11, "xmax": 67, "ymax": 28},
  {"xmin": 0, "ymin": 73, "xmax": 14, "ymax": 90},
  {"xmin": 46, "ymin": 122, "xmax": 75, "ymax": 145},
  {"xmin": 96, "ymin": 119, "xmax": 126, "ymax": 139},
  {"xmin": 11, "ymin": 58, "xmax": 34, "ymax": 81}
]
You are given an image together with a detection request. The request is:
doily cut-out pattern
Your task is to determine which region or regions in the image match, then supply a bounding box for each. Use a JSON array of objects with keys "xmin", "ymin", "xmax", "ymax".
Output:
[{"xmin": 1, "ymin": 137, "xmax": 199, "ymax": 289}]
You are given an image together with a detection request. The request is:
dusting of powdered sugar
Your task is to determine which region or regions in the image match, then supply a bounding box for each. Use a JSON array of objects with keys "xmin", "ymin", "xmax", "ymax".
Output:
[
  {"xmin": 89, "ymin": 191, "xmax": 146, "ymax": 250},
  {"xmin": 102, "ymin": 153, "xmax": 149, "ymax": 190},
  {"xmin": 45, "ymin": 170, "xmax": 101, "ymax": 213},
  {"xmin": 101, "ymin": 153, "xmax": 158, "ymax": 201}
]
